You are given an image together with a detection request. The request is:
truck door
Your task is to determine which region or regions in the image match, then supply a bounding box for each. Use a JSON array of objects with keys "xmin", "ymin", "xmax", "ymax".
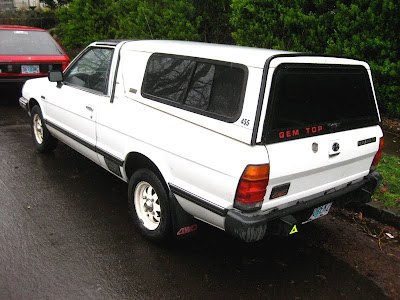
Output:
[{"xmin": 45, "ymin": 47, "xmax": 114, "ymax": 163}]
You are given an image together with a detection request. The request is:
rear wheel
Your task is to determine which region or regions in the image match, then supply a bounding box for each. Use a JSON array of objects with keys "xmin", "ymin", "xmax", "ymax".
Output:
[
  {"xmin": 128, "ymin": 168, "xmax": 172, "ymax": 243},
  {"xmin": 31, "ymin": 105, "xmax": 58, "ymax": 153}
]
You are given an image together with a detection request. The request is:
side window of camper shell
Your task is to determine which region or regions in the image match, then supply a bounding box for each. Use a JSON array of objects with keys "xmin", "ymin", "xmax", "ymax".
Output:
[{"xmin": 141, "ymin": 53, "xmax": 248, "ymax": 122}]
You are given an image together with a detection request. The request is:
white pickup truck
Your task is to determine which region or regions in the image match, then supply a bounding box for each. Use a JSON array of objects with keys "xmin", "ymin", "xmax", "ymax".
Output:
[{"xmin": 20, "ymin": 40, "xmax": 383, "ymax": 242}]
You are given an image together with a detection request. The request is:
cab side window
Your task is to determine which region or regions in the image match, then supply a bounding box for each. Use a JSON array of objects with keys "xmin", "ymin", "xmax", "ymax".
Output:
[{"xmin": 64, "ymin": 47, "xmax": 114, "ymax": 94}]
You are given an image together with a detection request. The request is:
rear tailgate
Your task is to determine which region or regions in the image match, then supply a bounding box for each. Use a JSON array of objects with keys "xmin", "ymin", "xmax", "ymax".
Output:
[{"xmin": 257, "ymin": 56, "xmax": 383, "ymax": 211}]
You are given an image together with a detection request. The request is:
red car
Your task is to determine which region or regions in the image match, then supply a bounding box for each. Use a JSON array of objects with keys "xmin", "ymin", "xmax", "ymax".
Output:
[{"xmin": 0, "ymin": 25, "xmax": 70, "ymax": 83}]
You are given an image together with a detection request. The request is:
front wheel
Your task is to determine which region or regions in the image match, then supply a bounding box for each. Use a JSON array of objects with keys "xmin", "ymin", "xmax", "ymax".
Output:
[
  {"xmin": 31, "ymin": 105, "xmax": 58, "ymax": 153},
  {"xmin": 128, "ymin": 169, "xmax": 172, "ymax": 243}
]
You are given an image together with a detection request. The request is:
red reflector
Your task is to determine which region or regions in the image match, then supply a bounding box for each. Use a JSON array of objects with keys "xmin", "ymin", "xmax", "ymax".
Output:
[
  {"xmin": 234, "ymin": 164, "xmax": 269, "ymax": 211},
  {"xmin": 270, "ymin": 183, "xmax": 290, "ymax": 199},
  {"xmin": 372, "ymin": 137, "xmax": 384, "ymax": 167}
]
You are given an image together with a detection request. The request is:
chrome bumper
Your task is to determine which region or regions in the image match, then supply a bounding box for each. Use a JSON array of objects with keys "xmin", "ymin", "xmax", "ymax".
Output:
[{"xmin": 19, "ymin": 96, "xmax": 29, "ymax": 113}]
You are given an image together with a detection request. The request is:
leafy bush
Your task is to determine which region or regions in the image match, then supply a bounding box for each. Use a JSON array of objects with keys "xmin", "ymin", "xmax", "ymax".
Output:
[
  {"xmin": 113, "ymin": 0, "xmax": 200, "ymax": 41},
  {"xmin": 57, "ymin": 0, "xmax": 115, "ymax": 51},
  {"xmin": 231, "ymin": 0, "xmax": 400, "ymax": 118},
  {"xmin": 230, "ymin": 0, "xmax": 333, "ymax": 53},
  {"xmin": 325, "ymin": 0, "xmax": 400, "ymax": 118},
  {"xmin": 193, "ymin": 0, "xmax": 234, "ymax": 44},
  {"xmin": 57, "ymin": 0, "xmax": 200, "ymax": 52},
  {"xmin": 52, "ymin": 0, "xmax": 400, "ymax": 117}
]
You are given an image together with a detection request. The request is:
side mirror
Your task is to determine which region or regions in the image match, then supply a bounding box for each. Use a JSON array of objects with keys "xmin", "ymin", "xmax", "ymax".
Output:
[{"xmin": 48, "ymin": 71, "xmax": 63, "ymax": 83}]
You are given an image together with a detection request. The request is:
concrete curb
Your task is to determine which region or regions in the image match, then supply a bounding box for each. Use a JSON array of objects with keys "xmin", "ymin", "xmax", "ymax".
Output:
[{"xmin": 360, "ymin": 201, "xmax": 400, "ymax": 228}]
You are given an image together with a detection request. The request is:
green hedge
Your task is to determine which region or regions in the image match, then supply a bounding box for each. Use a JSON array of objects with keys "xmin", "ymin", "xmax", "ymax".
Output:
[
  {"xmin": 231, "ymin": 0, "xmax": 400, "ymax": 118},
  {"xmin": 13, "ymin": 0, "xmax": 397, "ymax": 118},
  {"xmin": 56, "ymin": 0, "xmax": 235, "ymax": 49},
  {"xmin": 56, "ymin": 0, "xmax": 201, "ymax": 52}
]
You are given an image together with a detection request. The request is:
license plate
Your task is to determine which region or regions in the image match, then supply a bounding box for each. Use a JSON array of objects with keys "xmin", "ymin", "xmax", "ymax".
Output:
[
  {"xmin": 21, "ymin": 65, "xmax": 40, "ymax": 74},
  {"xmin": 302, "ymin": 202, "xmax": 332, "ymax": 224}
]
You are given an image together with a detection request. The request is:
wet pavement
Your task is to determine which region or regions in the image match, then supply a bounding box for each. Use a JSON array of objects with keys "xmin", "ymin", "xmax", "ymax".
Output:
[{"xmin": 0, "ymin": 86, "xmax": 392, "ymax": 299}]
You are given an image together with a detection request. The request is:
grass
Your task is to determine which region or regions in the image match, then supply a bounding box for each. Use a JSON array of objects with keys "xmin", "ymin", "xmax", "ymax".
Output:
[{"xmin": 373, "ymin": 153, "xmax": 400, "ymax": 209}]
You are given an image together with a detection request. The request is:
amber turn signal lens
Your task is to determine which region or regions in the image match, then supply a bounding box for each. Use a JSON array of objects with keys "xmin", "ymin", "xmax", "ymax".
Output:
[{"xmin": 241, "ymin": 165, "xmax": 270, "ymax": 181}]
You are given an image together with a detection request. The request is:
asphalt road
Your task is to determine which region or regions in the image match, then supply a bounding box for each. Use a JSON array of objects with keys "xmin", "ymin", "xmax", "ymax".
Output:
[{"xmin": 0, "ymin": 86, "xmax": 389, "ymax": 300}]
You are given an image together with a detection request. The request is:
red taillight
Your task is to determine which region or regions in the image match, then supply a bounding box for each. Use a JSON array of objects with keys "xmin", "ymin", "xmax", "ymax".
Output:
[
  {"xmin": 234, "ymin": 164, "xmax": 270, "ymax": 211},
  {"xmin": 371, "ymin": 137, "xmax": 384, "ymax": 168}
]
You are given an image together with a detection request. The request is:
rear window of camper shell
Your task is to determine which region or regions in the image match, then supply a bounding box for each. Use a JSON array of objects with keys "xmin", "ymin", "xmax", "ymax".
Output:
[{"xmin": 262, "ymin": 63, "xmax": 379, "ymax": 143}]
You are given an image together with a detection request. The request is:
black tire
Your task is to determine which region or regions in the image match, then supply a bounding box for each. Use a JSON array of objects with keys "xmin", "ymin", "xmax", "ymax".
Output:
[
  {"xmin": 128, "ymin": 168, "xmax": 172, "ymax": 243},
  {"xmin": 31, "ymin": 105, "xmax": 58, "ymax": 153}
]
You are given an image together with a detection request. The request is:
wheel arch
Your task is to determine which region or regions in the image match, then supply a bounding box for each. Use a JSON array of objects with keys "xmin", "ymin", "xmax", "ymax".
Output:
[
  {"xmin": 124, "ymin": 152, "xmax": 170, "ymax": 191},
  {"xmin": 124, "ymin": 151, "xmax": 198, "ymax": 240},
  {"xmin": 28, "ymin": 98, "xmax": 40, "ymax": 113}
]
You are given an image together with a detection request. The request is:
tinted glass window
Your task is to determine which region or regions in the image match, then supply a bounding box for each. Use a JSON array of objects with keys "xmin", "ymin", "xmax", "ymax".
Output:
[
  {"xmin": 185, "ymin": 63, "xmax": 214, "ymax": 110},
  {"xmin": 0, "ymin": 29, "xmax": 65, "ymax": 55},
  {"xmin": 143, "ymin": 56, "xmax": 196, "ymax": 103},
  {"xmin": 263, "ymin": 64, "xmax": 379, "ymax": 142},
  {"xmin": 64, "ymin": 47, "xmax": 114, "ymax": 94},
  {"xmin": 207, "ymin": 64, "xmax": 245, "ymax": 117},
  {"xmin": 142, "ymin": 54, "xmax": 247, "ymax": 122}
]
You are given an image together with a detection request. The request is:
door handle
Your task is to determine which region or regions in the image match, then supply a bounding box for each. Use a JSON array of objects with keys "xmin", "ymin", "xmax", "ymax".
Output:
[{"xmin": 86, "ymin": 105, "xmax": 94, "ymax": 112}]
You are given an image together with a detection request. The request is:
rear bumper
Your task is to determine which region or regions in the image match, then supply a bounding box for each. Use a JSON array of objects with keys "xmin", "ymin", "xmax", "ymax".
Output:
[{"xmin": 225, "ymin": 171, "xmax": 382, "ymax": 242}]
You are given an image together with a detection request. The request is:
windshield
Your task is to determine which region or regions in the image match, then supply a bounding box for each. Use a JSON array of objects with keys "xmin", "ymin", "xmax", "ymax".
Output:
[
  {"xmin": 0, "ymin": 29, "xmax": 65, "ymax": 56},
  {"xmin": 263, "ymin": 63, "xmax": 379, "ymax": 143}
]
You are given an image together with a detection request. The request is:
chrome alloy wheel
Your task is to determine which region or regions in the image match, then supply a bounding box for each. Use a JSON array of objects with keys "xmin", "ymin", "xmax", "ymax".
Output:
[
  {"xmin": 33, "ymin": 114, "xmax": 44, "ymax": 144},
  {"xmin": 134, "ymin": 181, "xmax": 161, "ymax": 231}
]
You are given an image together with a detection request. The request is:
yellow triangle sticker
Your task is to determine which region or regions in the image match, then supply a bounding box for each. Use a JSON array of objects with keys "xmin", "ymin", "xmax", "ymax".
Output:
[{"xmin": 289, "ymin": 225, "xmax": 298, "ymax": 235}]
